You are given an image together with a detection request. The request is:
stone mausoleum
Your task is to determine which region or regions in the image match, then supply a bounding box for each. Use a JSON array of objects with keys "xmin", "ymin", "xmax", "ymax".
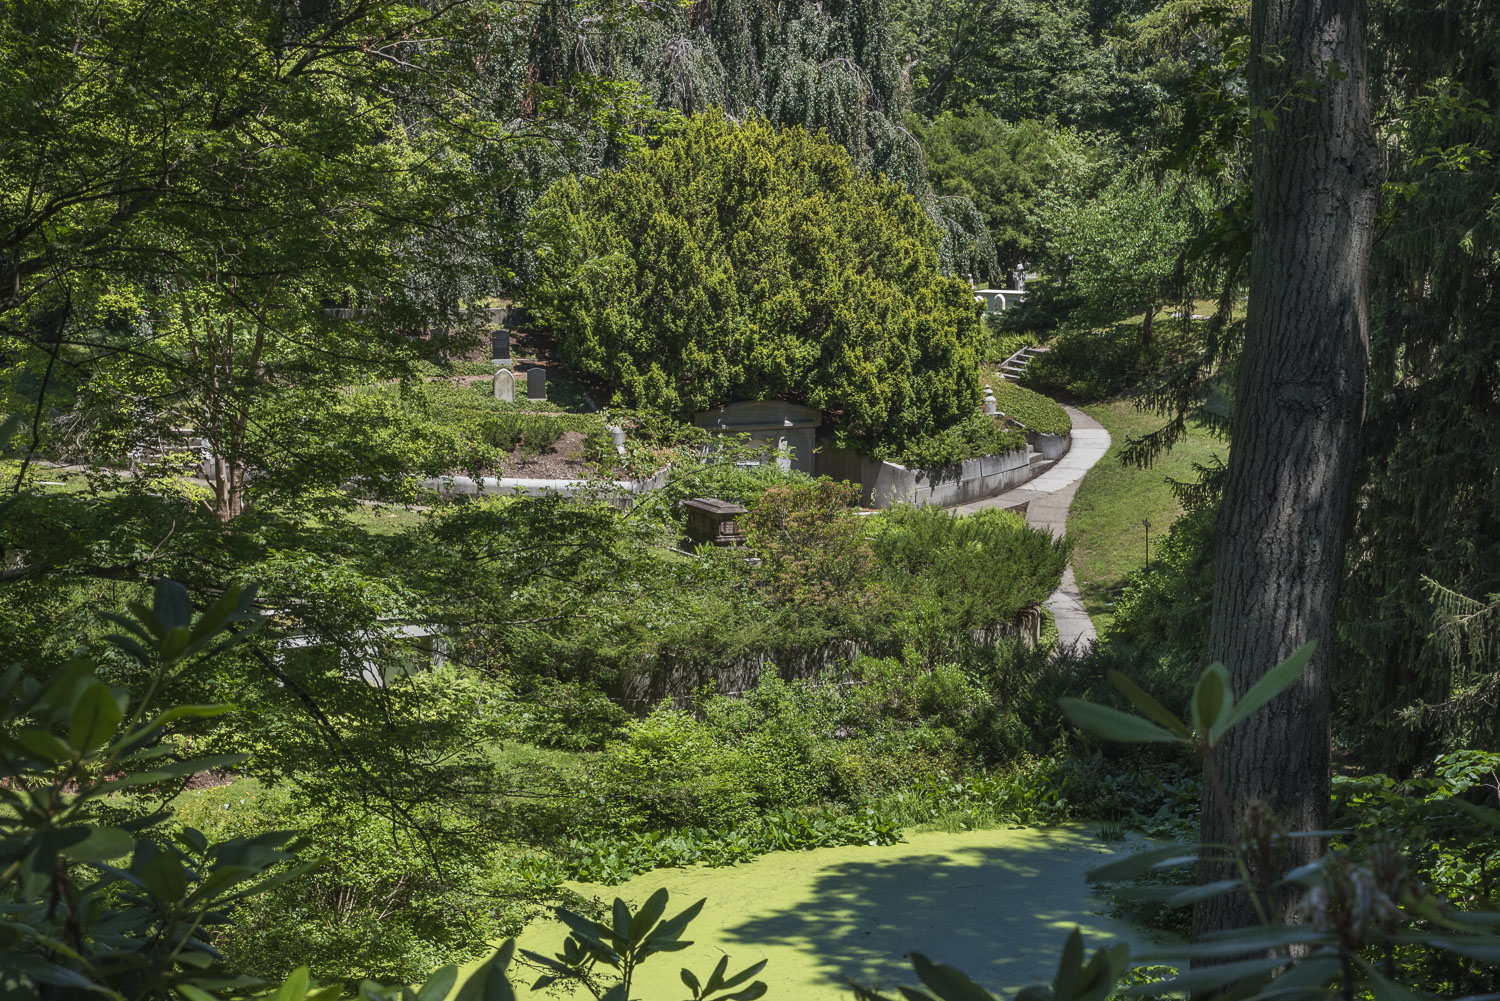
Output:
[{"xmin": 692, "ymin": 400, "xmax": 820, "ymax": 474}]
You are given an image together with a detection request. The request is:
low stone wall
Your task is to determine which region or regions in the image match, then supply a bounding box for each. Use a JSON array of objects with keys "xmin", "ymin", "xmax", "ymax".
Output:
[
  {"xmin": 612, "ymin": 609, "xmax": 1045, "ymax": 709},
  {"xmin": 820, "ymin": 447, "xmax": 1034, "ymax": 508},
  {"xmin": 417, "ymin": 467, "xmax": 670, "ymax": 501},
  {"xmin": 1027, "ymin": 430, "xmax": 1070, "ymax": 461}
]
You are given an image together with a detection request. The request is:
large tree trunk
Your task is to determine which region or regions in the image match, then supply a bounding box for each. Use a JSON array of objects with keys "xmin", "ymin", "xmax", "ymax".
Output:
[{"xmin": 1197, "ymin": 0, "xmax": 1379, "ymax": 938}]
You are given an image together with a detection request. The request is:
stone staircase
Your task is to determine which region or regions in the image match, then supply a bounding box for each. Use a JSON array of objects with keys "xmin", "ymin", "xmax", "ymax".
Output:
[
  {"xmin": 999, "ymin": 344, "xmax": 1049, "ymax": 382},
  {"xmin": 990, "ymin": 343, "xmax": 1057, "ymax": 471}
]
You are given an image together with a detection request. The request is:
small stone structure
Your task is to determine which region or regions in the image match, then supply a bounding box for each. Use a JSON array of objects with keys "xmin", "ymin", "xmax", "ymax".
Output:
[
  {"xmin": 418, "ymin": 467, "xmax": 671, "ymax": 503},
  {"xmin": 492, "ymin": 368, "xmax": 515, "ymax": 402},
  {"xmin": 972, "ymin": 288, "xmax": 1030, "ymax": 312},
  {"xmin": 491, "ymin": 330, "xmax": 511, "ymax": 368},
  {"xmin": 1027, "ymin": 430, "xmax": 1069, "ymax": 461},
  {"xmin": 679, "ymin": 498, "xmax": 749, "ymax": 548},
  {"xmin": 692, "ymin": 400, "xmax": 820, "ymax": 473},
  {"xmin": 526, "ymin": 366, "xmax": 546, "ymax": 401}
]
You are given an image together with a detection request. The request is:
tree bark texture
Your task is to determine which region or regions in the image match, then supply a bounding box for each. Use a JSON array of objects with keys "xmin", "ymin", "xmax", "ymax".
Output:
[{"xmin": 1198, "ymin": 0, "xmax": 1379, "ymax": 937}]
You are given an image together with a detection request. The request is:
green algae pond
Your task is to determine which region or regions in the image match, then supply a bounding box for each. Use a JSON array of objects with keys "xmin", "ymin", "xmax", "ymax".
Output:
[{"xmin": 504, "ymin": 825, "xmax": 1156, "ymax": 999}]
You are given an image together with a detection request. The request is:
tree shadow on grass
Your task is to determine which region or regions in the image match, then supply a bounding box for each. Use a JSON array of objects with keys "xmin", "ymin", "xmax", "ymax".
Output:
[
  {"xmin": 708, "ymin": 827, "xmax": 1149, "ymax": 997},
  {"xmin": 1081, "ymin": 577, "xmax": 1133, "ymax": 620}
]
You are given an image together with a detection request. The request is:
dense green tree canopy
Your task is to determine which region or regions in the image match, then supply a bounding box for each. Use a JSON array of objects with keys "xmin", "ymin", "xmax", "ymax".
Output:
[
  {"xmin": 528, "ymin": 113, "xmax": 983, "ymax": 451},
  {"xmin": 1336, "ymin": 0, "xmax": 1500, "ymax": 768},
  {"xmin": 0, "ymin": 0, "xmax": 532, "ymax": 521},
  {"xmin": 1045, "ymin": 167, "xmax": 1218, "ymax": 341},
  {"xmin": 506, "ymin": 0, "xmax": 1002, "ymax": 281},
  {"xmin": 894, "ymin": 0, "xmax": 1155, "ymax": 129},
  {"xmin": 915, "ymin": 108, "xmax": 1099, "ymax": 274}
]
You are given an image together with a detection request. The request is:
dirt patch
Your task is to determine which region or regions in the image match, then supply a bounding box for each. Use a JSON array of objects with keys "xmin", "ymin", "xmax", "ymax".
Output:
[{"xmin": 496, "ymin": 430, "xmax": 593, "ymax": 479}]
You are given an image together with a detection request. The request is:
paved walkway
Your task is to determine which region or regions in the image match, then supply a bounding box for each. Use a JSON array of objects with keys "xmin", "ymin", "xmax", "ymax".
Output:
[{"xmin": 951, "ymin": 406, "xmax": 1111, "ymax": 654}]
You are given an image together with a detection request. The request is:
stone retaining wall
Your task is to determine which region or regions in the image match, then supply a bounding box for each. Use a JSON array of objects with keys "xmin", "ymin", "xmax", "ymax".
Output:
[
  {"xmin": 612, "ymin": 609, "xmax": 1045, "ymax": 708},
  {"xmin": 417, "ymin": 467, "xmax": 670, "ymax": 501},
  {"xmin": 1027, "ymin": 430, "xmax": 1070, "ymax": 461},
  {"xmin": 819, "ymin": 446, "xmax": 1036, "ymax": 508}
]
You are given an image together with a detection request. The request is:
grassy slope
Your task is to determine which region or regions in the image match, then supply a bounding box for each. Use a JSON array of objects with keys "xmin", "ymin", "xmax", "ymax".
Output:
[{"xmin": 1067, "ymin": 399, "xmax": 1223, "ymax": 634}]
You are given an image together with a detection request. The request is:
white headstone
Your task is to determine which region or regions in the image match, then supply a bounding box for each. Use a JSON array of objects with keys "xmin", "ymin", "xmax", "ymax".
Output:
[
  {"xmin": 493, "ymin": 368, "xmax": 515, "ymax": 402},
  {"xmin": 982, "ymin": 385, "xmax": 997, "ymax": 416}
]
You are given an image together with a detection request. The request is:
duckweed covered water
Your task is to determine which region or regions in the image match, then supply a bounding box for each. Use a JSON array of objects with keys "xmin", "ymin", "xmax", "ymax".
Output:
[{"xmin": 508, "ymin": 825, "xmax": 1154, "ymax": 999}]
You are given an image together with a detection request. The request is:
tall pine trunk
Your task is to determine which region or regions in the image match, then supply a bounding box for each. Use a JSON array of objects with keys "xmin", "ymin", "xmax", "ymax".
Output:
[{"xmin": 1197, "ymin": 0, "xmax": 1379, "ymax": 937}]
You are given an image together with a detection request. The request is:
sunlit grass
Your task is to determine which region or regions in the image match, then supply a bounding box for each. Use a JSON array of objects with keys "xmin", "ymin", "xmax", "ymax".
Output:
[{"xmin": 1067, "ymin": 398, "xmax": 1223, "ymax": 634}]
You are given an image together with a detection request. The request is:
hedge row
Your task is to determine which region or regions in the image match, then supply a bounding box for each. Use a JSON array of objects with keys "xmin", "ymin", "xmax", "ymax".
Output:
[
  {"xmin": 884, "ymin": 413, "xmax": 1028, "ymax": 468},
  {"xmin": 993, "ymin": 382, "xmax": 1071, "ymax": 436}
]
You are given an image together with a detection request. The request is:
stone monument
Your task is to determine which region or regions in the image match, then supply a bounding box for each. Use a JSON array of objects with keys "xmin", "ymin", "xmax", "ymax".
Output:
[
  {"xmin": 493, "ymin": 368, "xmax": 515, "ymax": 402},
  {"xmin": 526, "ymin": 366, "xmax": 546, "ymax": 401},
  {"xmin": 679, "ymin": 498, "xmax": 749, "ymax": 548},
  {"xmin": 491, "ymin": 330, "xmax": 512, "ymax": 369}
]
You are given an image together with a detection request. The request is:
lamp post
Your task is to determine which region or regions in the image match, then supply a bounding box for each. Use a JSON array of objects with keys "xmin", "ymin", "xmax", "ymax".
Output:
[{"xmin": 1142, "ymin": 518, "xmax": 1152, "ymax": 571}]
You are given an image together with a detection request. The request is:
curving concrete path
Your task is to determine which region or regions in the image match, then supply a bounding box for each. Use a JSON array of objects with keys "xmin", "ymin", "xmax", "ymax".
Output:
[{"xmin": 952, "ymin": 406, "xmax": 1111, "ymax": 654}]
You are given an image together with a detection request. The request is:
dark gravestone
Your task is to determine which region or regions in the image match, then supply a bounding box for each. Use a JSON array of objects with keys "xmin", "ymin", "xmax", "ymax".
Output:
[
  {"xmin": 491, "ymin": 330, "xmax": 510, "ymax": 366},
  {"xmin": 526, "ymin": 366, "xmax": 546, "ymax": 400}
]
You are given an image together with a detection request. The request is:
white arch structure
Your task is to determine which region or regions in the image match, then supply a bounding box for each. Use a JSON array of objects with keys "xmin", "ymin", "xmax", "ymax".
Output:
[{"xmin": 972, "ymin": 288, "xmax": 1029, "ymax": 312}]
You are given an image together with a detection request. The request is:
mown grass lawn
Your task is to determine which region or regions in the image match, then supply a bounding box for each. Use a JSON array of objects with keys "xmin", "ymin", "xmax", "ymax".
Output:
[{"xmin": 1067, "ymin": 398, "xmax": 1224, "ymax": 634}]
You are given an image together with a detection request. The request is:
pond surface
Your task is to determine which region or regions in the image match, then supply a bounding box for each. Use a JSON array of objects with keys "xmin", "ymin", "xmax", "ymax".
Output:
[{"xmin": 509, "ymin": 825, "xmax": 1154, "ymax": 999}]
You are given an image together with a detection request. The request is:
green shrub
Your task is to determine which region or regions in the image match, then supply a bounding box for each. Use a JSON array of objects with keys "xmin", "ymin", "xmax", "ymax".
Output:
[
  {"xmin": 561, "ymin": 806, "xmax": 903, "ymax": 885},
  {"xmin": 885, "ymin": 413, "xmax": 1028, "ymax": 468},
  {"xmin": 1102, "ymin": 504, "xmax": 1216, "ymax": 680},
  {"xmin": 1332, "ymin": 749, "xmax": 1500, "ymax": 939},
  {"xmin": 993, "ymin": 381, "xmax": 1071, "ymax": 435},
  {"xmin": 175, "ymin": 784, "xmax": 516, "ymax": 986},
  {"xmin": 518, "ymin": 415, "xmax": 566, "ymax": 458},
  {"xmin": 588, "ymin": 706, "xmax": 760, "ymax": 832},
  {"xmin": 506, "ymin": 677, "xmax": 628, "ymax": 751},
  {"xmin": 844, "ymin": 657, "xmax": 991, "ymax": 731},
  {"xmin": 528, "ymin": 112, "xmax": 983, "ymax": 453},
  {"xmin": 869, "ymin": 760, "xmax": 1074, "ymax": 830},
  {"xmin": 700, "ymin": 675, "xmax": 846, "ymax": 808},
  {"xmin": 870, "ymin": 505, "xmax": 1070, "ymax": 629},
  {"xmin": 982, "ymin": 324, "xmax": 1037, "ymax": 365},
  {"xmin": 1021, "ymin": 321, "xmax": 1186, "ymax": 400},
  {"xmin": 743, "ymin": 479, "xmax": 875, "ymax": 605}
]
